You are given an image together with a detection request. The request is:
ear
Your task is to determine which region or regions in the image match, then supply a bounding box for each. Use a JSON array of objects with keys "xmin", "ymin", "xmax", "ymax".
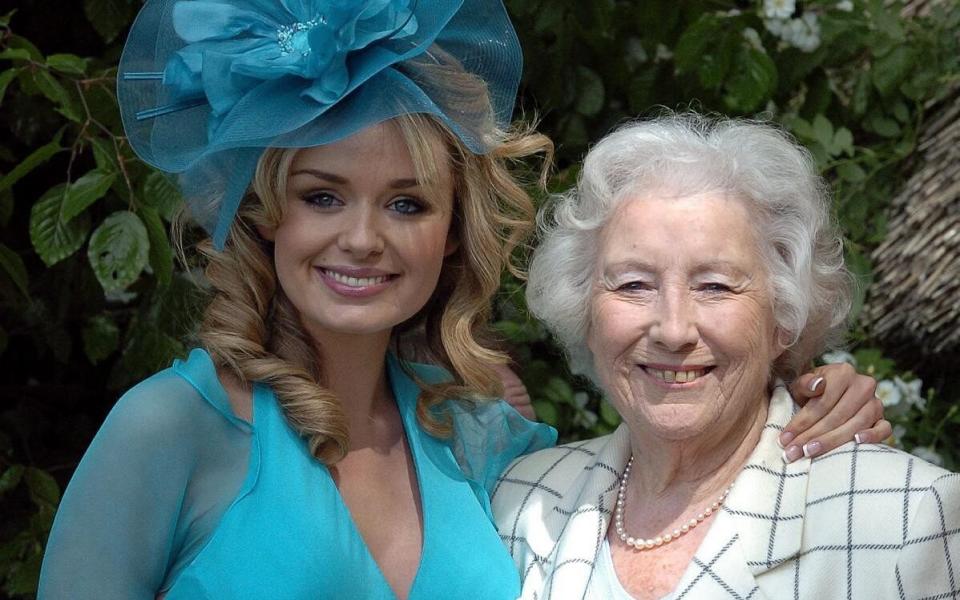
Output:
[
  {"xmin": 773, "ymin": 327, "xmax": 793, "ymax": 358},
  {"xmin": 443, "ymin": 229, "xmax": 459, "ymax": 257},
  {"xmin": 257, "ymin": 223, "xmax": 276, "ymax": 242}
]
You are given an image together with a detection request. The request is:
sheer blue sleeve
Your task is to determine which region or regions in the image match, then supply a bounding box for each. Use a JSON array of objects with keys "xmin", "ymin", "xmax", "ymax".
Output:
[
  {"xmin": 38, "ymin": 350, "xmax": 252, "ymax": 599},
  {"xmin": 445, "ymin": 397, "xmax": 557, "ymax": 517}
]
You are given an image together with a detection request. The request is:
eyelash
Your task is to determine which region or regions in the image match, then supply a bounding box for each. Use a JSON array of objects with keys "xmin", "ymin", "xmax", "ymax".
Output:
[
  {"xmin": 298, "ymin": 192, "xmax": 427, "ymax": 215},
  {"xmin": 700, "ymin": 283, "xmax": 732, "ymax": 293}
]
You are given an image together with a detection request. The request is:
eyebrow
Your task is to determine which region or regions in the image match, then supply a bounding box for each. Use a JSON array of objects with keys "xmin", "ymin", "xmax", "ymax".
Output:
[
  {"xmin": 603, "ymin": 259, "xmax": 751, "ymax": 276},
  {"xmin": 289, "ymin": 168, "xmax": 420, "ymax": 189}
]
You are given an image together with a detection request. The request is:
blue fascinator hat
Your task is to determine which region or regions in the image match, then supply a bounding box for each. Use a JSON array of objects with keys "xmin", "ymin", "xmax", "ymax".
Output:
[{"xmin": 118, "ymin": 0, "xmax": 523, "ymax": 248}]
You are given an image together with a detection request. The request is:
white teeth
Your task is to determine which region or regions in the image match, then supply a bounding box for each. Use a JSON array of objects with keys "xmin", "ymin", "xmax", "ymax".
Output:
[
  {"xmin": 324, "ymin": 270, "xmax": 388, "ymax": 287},
  {"xmin": 645, "ymin": 367, "xmax": 706, "ymax": 383}
]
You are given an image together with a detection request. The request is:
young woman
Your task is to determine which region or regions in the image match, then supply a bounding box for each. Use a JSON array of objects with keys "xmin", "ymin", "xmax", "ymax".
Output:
[{"xmin": 38, "ymin": 1, "xmax": 888, "ymax": 598}]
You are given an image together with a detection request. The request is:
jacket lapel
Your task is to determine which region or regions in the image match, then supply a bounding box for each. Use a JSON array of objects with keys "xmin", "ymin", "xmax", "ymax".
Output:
[{"xmin": 544, "ymin": 426, "xmax": 631, "ymax": 598}]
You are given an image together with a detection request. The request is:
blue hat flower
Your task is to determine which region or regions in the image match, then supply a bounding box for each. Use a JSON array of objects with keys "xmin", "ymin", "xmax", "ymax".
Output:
[{"xmin": 119, "ymin": 0, "xmax": 522, "ymax": 248}]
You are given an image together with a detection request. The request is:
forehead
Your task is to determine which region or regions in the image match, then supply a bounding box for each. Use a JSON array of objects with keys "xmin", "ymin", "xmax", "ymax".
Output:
[
  {"xmin": 600, "ymin": 191, "xmax": 761, "ymax": 269},
  {"xmin": 289, "ymin": 121, "xmax": 452, "ymax": 184}
]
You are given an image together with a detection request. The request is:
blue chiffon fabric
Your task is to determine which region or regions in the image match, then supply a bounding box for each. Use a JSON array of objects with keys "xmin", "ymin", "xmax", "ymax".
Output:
[{"xmin": 38, "ymin": 348, "xmax": 556, "ymax": 599}]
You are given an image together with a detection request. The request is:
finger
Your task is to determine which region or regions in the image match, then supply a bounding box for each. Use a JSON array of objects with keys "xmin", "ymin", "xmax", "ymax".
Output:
[
  {"xmin": 785, "ymin": 398, "xmax": 882, "ymax": 462},
  {"xmin": 853, "ymin": 418, "xmax": 893, "ymax": 445},
  {"xmin": 789, "ymin": 372, "xmax": 827, "ymax": 404},
  {"xmin": 782, "ymin": 374, "xmax": 877, "ymax": 459},
  {"xmin": 780, "ymin": 376, "xmax": 845, "ymax": 447}
]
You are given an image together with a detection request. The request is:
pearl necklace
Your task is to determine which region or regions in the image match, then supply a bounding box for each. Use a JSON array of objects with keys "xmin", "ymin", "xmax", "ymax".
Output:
[{"xmin": 613, "ymin": 455, "xmax": 733, "ymax": 551}]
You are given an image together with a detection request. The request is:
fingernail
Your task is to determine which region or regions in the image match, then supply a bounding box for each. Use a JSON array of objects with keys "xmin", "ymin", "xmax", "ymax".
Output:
[
  {"xmin": 854, "ymin": 432, "xmax": 864, "ymax": 444},
  {"xmin": 809, "ymin": 376, "xmax": 825, "ymax": 393},
  {"xmin": 802, "ymin": 441, "xmax": 823, "ymax": 458},
  {"xmin": 783, "ymin": 445, "xmax": 803, "ymax": 463},
  {"xmin": 778, "ymin": 431, "xmax": 795, "ymax": 448}
]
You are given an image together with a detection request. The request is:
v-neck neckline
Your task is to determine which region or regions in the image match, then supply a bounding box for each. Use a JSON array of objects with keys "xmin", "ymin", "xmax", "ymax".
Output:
[{"xmin": 318, "ymin": 354, "xmax": 432, "ymax": 599}]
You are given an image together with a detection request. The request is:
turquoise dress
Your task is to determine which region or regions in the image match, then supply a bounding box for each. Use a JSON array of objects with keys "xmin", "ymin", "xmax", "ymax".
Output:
[{"xmin": 38, "ymin": 349, "xmax": 556, "ymax": 599}]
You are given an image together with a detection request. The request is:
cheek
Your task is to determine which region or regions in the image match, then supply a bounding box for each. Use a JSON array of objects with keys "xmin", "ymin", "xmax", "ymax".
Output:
[{"xmin": 587, "ymin": 296, "xmax": 646, "ymax": 360}]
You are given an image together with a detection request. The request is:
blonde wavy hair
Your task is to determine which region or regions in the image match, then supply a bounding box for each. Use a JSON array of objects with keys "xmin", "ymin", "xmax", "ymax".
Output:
[{"xmin": 188, "ymin": 111, "xmax": 552, "ymax": 464}]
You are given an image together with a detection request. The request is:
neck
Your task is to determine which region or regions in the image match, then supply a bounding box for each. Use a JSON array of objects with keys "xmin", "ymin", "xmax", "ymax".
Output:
[
  {"xmin": 311, "ymin": 328, "xmax": 394, "ymax": 444},
  {"xmin": 625, "ymin": 398, "xmax": 768, "ymax": 506}
]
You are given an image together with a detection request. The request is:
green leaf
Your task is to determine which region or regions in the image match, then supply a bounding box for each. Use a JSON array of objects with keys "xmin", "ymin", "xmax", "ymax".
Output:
[
  {"xmin": 836, "ymin": 162, "xmax": 867, "ymax": 183},
  {"xmin": 0, "ymin": 48, "xmax": 31, "ymax": 61},
  {"xmin": 574, "ymin": 66, "xmax": 604, "ymax": 116},
  {"xmin": 46, "ymin": 53, "xmax": 89, "ymax": 75},
  {"xmin": 142, "ymin": 171, "xmax": 182, "ymax": 221},
  {"xmin": 0, "ymin": 465, "xmax": 25, "ymax": 496},
  {"xmin": 532, "ymin": 400, "xmax": 559, "ymax": 426},
  {"xmin": 32, "ymin": 69, "xmax": 68, "ymax": 104},
  {"xmin": 891, "ymin": 100, "xmax": 910, "ymax": 124},
  {"xmin": 869, "ymin": 114, "xmax": 901, "ymax": 138},
  {"xmin": 872, "ymin": 46, "xmax": 915, "ymax": 95},
  {"xmin": 82, "ymin": 314, "xmax": 120, "ymax": 364},
  {"xmin": 84, "ymin": 0, "xmax": 136, "ymax": 44},
  {"xmin": 599, "ymin": 400, "xmax": 621, "ymax": 427},
  {"xmin": 675, "ymin": 14, "xmax": 722, "ymax": 75},
  {"xmin": 852, "ymin": 73, "xmax": 871, "ymax": 117},
  {"xmin": 831, "ymin": 127, "xmax": 855, "ymax": 157},
  {"xmin": 4, "ymin": 552, "xmax": 42, "ymax": 596},
  {"xmin": 723, "ymin": 47, "xmax": 777, "ymax": 113},
  {"xmin": 141, "ymin": 206, "xmax": 173, "ymax": 287},
  {"xmin": 0, "ymin": 243, "xmax": 29, "ymax": 298},
  {"xmin": 24, "ymin": 467, "xmax": 59, "ymax": 506},
  {"xmin": 90, "ymin": 137, "xmax": 119, "ymax": 172},
  {"xmin": 812, "ymin": 114, "xmax": 834, "ymax": 149},
  {"xmin": 87, "ymin": 211, "xmax": 150, "ymax": 292},
  {"xmin": 697, "ymin": 31, "xmax": 737, "ymax": 90},
  {"xmin": 0, "ymin": 139, "xmax": 62, "ymax": 193},
  {"xmin": 0, "ymin": 67, "xmax": 19, "ymax": 107},
  {"xmin": 62, "ymin": 169, "xmax": 116, "ymax": 222},
  {"xmin": 786, "ymin": 116, "xmax": 814, "ymax": 141},
  {"xmin": 29, "ymin": 184, "xmax": 91, "ymax": 266},
  {"xmin": 0, "ymin": 9, "xmax": 16, "ymax": 27}
]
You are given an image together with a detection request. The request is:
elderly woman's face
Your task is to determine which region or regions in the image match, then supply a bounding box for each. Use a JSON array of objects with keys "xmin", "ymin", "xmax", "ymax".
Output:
[{"xmin": 588, "ymin": 191, "xmax": 782, "ymax": 441}]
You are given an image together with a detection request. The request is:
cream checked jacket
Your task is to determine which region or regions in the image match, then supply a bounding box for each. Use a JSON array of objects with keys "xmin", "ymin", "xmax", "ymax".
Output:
[{"xmin": 491, "ymin": 387, "xmax": 960, "ymax": 599}]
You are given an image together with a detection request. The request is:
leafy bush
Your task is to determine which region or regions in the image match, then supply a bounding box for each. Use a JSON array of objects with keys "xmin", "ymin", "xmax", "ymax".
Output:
[{"xmin": 0, "ymin": 0, "xmax": 958, "ymax": 595}]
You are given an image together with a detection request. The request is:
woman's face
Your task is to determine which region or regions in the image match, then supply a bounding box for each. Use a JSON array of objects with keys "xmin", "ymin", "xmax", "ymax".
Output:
[
  {"xmin": 261, "ymin": 121, "xmax": 457, "ymax": 342},
  {"xmin": 587, "ymin": 191, "xmax": 782, "ymax": 442}
]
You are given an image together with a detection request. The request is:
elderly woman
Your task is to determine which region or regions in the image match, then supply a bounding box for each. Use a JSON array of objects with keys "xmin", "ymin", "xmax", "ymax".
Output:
[{"xmin": 492, "ymin": 115, "xmax": 960, "ymax": 599}]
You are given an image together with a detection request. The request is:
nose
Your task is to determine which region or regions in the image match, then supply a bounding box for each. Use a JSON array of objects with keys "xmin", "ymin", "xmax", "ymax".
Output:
[
  {"xmin": 649, "ymin": 289, "xmax": 699, "ymax": 351},
  {"xmin": 337, "ymin": 205, "xmax": 384, "ymax": 257}
]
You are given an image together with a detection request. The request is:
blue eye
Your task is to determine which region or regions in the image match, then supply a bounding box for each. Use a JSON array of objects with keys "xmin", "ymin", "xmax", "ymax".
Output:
[
  {"xmin": 389, "ymin": 197, "xmax": 425, "ymax": 215},
  {"xmin": 300, "ymin": 191, "xmax": 342, "ymax": 208}
]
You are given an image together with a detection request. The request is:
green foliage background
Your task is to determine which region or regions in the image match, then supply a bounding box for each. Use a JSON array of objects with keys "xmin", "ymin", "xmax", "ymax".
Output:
[{"xmin": 0, "ymin": 0, "xmax": 958, "ymax": 595}]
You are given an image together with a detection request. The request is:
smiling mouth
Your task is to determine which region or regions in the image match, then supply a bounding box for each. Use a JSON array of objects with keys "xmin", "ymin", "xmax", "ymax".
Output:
[
  {"xmin": 641, "ymin": 366, "xmax": 714, "ymax": 384},
  {"xmin": 321, "ymin": 269, "xmax": 394, "ymax": 288}
]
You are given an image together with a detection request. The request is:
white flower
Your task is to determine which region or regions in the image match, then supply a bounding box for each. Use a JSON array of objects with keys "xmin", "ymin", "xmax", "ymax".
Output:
[
  {"xmin": 655, "ymin": 43, "xmax": 673, "ymax": 61},
  {"xmin": 791, "ymin": 13, "xmax": 822, "ymax": 52},
  {"xmin": 764, "ymin": 0, "xmax": 796, "ymax": 19},
  {"xmin": 821, "ymin": 350, "xmax": 857, "ymax": 366},
  {"xmin": 894, "ymin": 376, "xmax": 925, "ymax": 411},
  {"xmin": 836, "ymin": 0, "xmax": 854, "ymax": 11},
  {"xmin": 625, "ymin": 37, "xmax": 648, "ymax": 68},
  {"xmin": 742, "ymin": 27, "xmax": 764, "ymax": 51},
  {"xmin": 911, "ymin": 446, "xmax": 945, "ymax": 467},
  {"xmin": 763, "ymin": 18, "xmax": 786, "ymax": 36},
  {"xmin": 875, "ymin": 379, "xmax": 907, "ymax": 416},
  {"xmin": 891, "ymin": 424, "xmax": 907, "ymax": 447}
]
